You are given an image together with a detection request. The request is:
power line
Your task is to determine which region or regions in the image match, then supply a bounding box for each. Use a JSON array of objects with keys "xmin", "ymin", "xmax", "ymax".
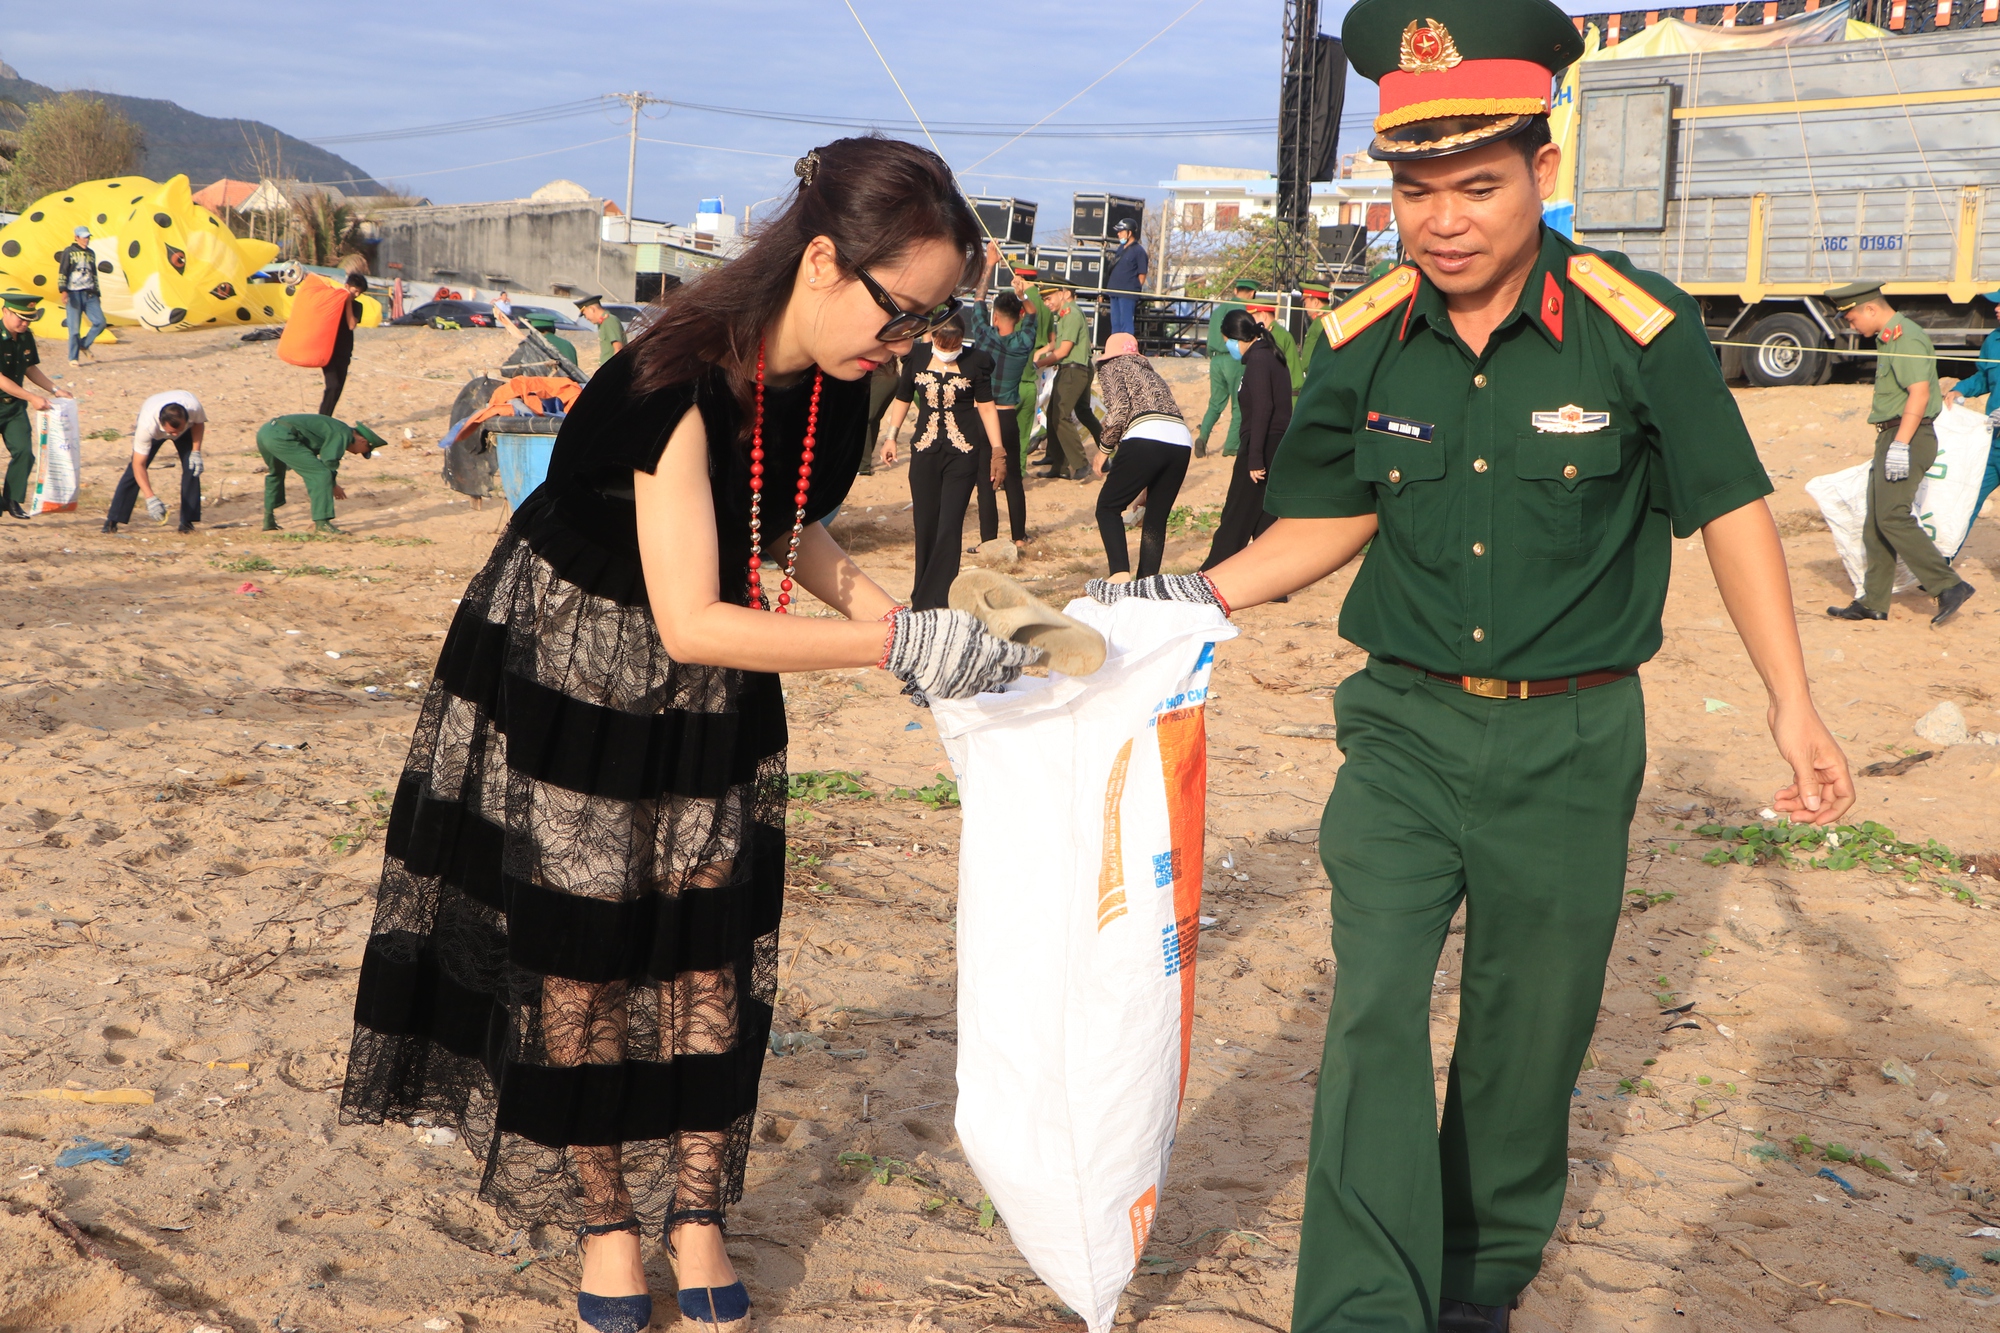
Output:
[
  {"xmin": 306, "ymin": 99, "xmax": 610, "ymax": 146},
  {"xmin": 637, "ymin": 137, "xmax": 797, "ymax": 159}
]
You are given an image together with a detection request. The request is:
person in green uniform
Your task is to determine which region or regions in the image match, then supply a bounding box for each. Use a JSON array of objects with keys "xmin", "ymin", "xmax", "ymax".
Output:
[
  {"xmin": 521, "ymin": 311, "xmax": 580, "ymax": 367},
  {"xmin": 0, "ymin": 293, "xmax": 74, "ymax": 519},
  {"xmin": 257, "ymin": 414, "xmax": 383, "ymax": 534},
  {"xmin": 1249, "ymin": 304, "xmax": 1304, "ymax": 397},
  {"xmin": 1034, "ymin": 279, "xmax": 1101, "ymax": 481},
  {"xmin": 1822, "ymin": 282, "xmax": 1973, "ymax": 626},
  {"xmin": 1086, "ymin": 3, "xmax": 1857, "ymax": 1328},
  {"xmin": 1012, "ymin": 263, "xmax": 1054, "ymax": 462},
  {"xmin": 575, "ymin": 295, "xmax": 626, "ymax": 363},
  {"xmin": 1198, "ymin": 275, "xmax": 1257, "ymax": 456},
  {"xmin": 1296, "ymin": 280, "xmax": 1333, "ymax": 380}
]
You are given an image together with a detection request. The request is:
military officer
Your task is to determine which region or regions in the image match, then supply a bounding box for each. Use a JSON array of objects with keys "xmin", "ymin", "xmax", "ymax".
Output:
[
  {"xmin": 1087, "ymin": 2, "xmax": 1856, "ymax": 1329},
  {"xmin": 0, "ymin": 293, "xmax": 73, "ymax": 519},
  {"xmin": 257, "ymin": 413, "xmax": 383, "ymax": 534},
  {"xmin": 1297, "ymin": 280, "xmax": 1334, "ymax": 380},
  {"xmin": 1822, "ymin": 281, "xmax": 1973, "ymax": 626},
  {"xmin": 1198, "ymin": 275, "xmax": 1258, "ymax": 456}
]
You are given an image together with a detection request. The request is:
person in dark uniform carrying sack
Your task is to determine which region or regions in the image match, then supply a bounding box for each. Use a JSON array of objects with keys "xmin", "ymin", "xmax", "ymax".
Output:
[
  {"xmin": 0, "ymin": 292, "xmax": 73, "ymax": 519},
  {"xmin": 1086, "ymin": 3, "xmax": 1857, "ymax": 1329}
]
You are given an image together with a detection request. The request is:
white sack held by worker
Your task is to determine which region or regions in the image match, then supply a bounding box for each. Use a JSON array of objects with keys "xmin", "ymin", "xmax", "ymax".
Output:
[
  {"xmin": 1806, "ymin": 403, "xmax": 1992, "ymax": 596},
  {"xmin": 932, "ymin": 599, "xmax": 1235, "ymax": 1333},
  {"xmin": 32, "ymin": 398, "xmax": 81, "ymax": 513}
]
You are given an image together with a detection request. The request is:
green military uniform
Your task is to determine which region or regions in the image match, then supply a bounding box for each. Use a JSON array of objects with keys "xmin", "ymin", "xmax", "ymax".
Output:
[
  {"xmin": 1045, "ymin": 290, "xmax": 1101, "ymax": 478},
  {"xmin": 1266, "ymin": 318, "xmax": 1304, "ymax": 397},
  {"xmin": 258, "ymin": 414, "xmax": 380, "ymax": 530},
  {"xmin": 0, "ymin": 303, "xmax": 42, "ymax": 507},
  {"xmin": 1018, "ymin": 276, "xmax": 1052, "ymax": 455},
  {"xmin": 1199, "ymin": 281, "xmax": 1255, "ymax": 455},
  {"xmin": 1823, "ymin": 282, "xmax": 1960, "ymax": 616},
  {"xmin": 1298, "ymin": 282, "xmax": 1334, "ymax": 381},
  {"xmin": 525, "ymin": 315, "xmax": 579, "ymax": 367},
  {"xmin": 1265, "ymin": 4, "xmax": 1776, "ymax": 1327},
  {"xmin": 595, "ymin": 312, "xmax": 625, "ymax": 363}
]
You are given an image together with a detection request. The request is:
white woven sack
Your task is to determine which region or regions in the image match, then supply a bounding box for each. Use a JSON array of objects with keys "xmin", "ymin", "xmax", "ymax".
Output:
[
  {"xmin": 933, "ymin": 599, "xmax": 1235, "ymax": 1333},
  {"xmin": 1804, "ymin": 405, "xmax": 1992, "ymax": 596},
  {"xmin": 31, "ymin": 399, "xmax": 81, "ymax": 513}
]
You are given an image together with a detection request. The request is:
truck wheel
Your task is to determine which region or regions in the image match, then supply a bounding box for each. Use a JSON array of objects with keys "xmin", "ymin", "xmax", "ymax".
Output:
[{"xmin": 1743, "ymin": 313, "xmax": 1828, "ymax": 388}]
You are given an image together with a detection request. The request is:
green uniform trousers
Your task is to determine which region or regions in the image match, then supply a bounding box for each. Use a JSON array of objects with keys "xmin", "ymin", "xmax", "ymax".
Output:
[
  {"xmin": 1199, "ymin": 352, "xmax": 1244, "ymax": 456},
  {"xmin": 0, "ymin": 409, "xmax": 32, "ymax": 507},
  {"xmin": 1862, "ymin": 419, "xmax": 1960, "ymax": 613},
  {"xmin": 258, "ymin": 431, "xmax": 339, "ymax": 523},
  {"xmin": 1295, "ymin": 659, "xmax": 1645, "ymax": 1330},
  {"xmin": 1049, "ymin": 363, "xmax": 1099, "ymax": 477}
]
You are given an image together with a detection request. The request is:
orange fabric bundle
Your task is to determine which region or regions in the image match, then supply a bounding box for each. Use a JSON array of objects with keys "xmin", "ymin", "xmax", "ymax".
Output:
[
  {"xmin": 277, "ymin": 274, "xmax": 352, "ymax": 368},
  {"xmin": 455, "ymin": 376, "xmax": 584, "ymax": 434}
]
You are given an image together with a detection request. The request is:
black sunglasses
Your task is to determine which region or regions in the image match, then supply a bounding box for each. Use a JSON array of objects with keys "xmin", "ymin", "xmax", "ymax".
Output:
[{"xmin": 852, "ymin": 264, "xmax": 962, "ymax": 342}]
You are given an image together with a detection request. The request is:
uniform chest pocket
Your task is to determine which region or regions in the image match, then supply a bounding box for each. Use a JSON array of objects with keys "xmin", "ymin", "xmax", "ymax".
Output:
[
  {"xmin": 1356, "ymin": 432, "xmax": 1448, "ymax": 566},
  {"xmin": 1511, "ymin": 433, "xmax": 1623, "ymax": 560}
]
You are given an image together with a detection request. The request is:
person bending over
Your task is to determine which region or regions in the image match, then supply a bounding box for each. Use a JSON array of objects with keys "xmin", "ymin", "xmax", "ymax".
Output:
[
  {"xmin": 105, "ymin": 391, "xmax": 206, "ymax": 534},
  {"xmin": 257, "ymin": 413, "xmax": 381, "ymax": 534},
  {"xmin": 1093, "ymin": 334, "xmax": 1192, "ymax": 579}
]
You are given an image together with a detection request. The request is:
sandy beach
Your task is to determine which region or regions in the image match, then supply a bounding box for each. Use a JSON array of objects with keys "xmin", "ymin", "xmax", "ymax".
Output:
[{"xmin": 1, "ymin": 322, "xmax": 1998, "ymax": 1332}]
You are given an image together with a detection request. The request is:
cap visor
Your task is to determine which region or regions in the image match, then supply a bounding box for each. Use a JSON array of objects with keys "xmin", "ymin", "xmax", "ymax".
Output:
[{"xmin": 1370, "ymin": 113, "xmax": 1533, "ymax": 162}]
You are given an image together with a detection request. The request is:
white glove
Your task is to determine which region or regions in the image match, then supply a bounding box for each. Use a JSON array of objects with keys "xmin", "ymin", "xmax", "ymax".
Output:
[
  {"xmin": 882, "ymin": 608, "xmax": 1038, "ymax": 707},
  {"xmin": 1883, "ymin": 440, "xmax": 1911, "ymax": 483},
  {"xmin": 1085, "ymin": 571, "xmax": 1230, "ymax": 615},
  {"xmin": 145, "ymin": 495, "xmax": 169, "ymax": 523},
  {"xmin": 185, "ymin": 451, "xmax": 204, "ymax": 477}
]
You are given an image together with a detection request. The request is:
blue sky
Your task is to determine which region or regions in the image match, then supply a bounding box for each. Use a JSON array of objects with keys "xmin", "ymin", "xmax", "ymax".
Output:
[{"xmin": 5, "ymin": 1, "xmax": 1597, "ymax": 233}]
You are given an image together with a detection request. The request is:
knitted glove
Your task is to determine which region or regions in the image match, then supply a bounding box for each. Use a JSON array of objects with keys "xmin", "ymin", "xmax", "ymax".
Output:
[
  {"xmin": 185, "ymin": 452, "xmax": 204, "ymax": 477},
  {"xmin": 882, "ymin": 608, "xmax": 1038, "ymax": 707},
  {"xmin": 145, "ymin": 495, "xmax": 169, "ymax": 523},
  {"xmin": 1084, "ymin": 572, "xmax": 1231, "ymax": 615},
  {"xmin": 1883, "ymin": 440, "xmax": 1911, "ymax": 483}
]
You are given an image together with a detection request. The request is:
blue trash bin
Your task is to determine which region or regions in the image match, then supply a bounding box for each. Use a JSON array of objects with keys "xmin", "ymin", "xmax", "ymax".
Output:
[{"xmin": 492, "ymin": 432, "xmax": 557, "ymax": 508}]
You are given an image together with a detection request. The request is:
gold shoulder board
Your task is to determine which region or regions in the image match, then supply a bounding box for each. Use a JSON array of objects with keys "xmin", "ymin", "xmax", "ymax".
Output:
[
  {"xmin": 1567, "ymin": 255, "xmax": 1675, "ymax": 346},
  {"xmin": 1318, "ymin": 265, "xmax": 1420, "ymax": 351}
]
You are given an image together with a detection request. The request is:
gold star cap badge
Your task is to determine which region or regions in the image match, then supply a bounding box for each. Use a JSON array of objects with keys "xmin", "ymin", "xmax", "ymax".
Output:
[{"xmin": 1398, "ymin": 18, "xmax": 1463, "ymax": 74}]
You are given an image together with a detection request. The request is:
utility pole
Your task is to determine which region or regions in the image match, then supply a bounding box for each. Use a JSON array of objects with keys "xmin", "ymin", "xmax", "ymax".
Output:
[{"xmin": 610, "ymin": 91, "xmax": 668, "ymax": 241}]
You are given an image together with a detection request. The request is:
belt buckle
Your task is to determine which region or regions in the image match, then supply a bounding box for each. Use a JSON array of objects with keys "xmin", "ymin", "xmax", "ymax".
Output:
[{"xmin": 1463, "ymin": 676, "xmax": 1508, "ymax": 699}]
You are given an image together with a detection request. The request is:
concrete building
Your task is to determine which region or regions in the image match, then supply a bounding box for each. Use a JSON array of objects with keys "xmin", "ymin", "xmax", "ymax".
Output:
[
  {"xmin": 1160, "ymin": 162, "xmax": 1393, "ymax": 235},
  {"xmin": 374, "ymin": 195, "xmax": 641, "ymax": 301}
]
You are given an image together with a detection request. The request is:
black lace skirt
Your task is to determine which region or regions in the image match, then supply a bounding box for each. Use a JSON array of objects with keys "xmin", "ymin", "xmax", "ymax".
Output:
[{"xmin": 339, "ymin": 483, "xmax": 786, "ymax": 1231}]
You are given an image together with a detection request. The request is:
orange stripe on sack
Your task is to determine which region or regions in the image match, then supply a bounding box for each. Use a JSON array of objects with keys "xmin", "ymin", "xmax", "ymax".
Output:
[
  {"xmin": 1097, "ymin": 739, "xmax": 1134, "ymax": 930},
  {"xmin": 1156, "ymin": 706, "xmax": 1208, "ymax": 1101},
  {"xmin": 1129, "ymin": 1185, "xmax": 1159, "ymax": 1264}
]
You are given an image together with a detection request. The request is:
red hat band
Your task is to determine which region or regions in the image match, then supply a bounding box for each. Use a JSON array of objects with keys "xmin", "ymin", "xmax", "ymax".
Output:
[{"xmin": 1376, "ymin": 58, "xmax": 1553, "ymax": 132}]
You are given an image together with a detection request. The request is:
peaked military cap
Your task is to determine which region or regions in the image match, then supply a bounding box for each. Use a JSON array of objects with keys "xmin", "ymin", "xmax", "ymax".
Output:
[
  {"xmin": 1824, "ymin": 281, "xmax": 1885, "ymax": 312},
  {"xmin": 0, "ymin": 292, "xmax": 44, "ymax": 312},
  {"xmin": 1300, "ymin": 280, "xmax": 1333, "ymax": 296},
  {"xmin": 1344, "ymin": 0, "xmax": 1584, "ymax": 160},
  {"xmin": 352, "ymin": 423, "xmax": 387, "ymax": 455},
  {"xmin": 573, "ymin": 294, "xmax": 604, "ymax": 310}
]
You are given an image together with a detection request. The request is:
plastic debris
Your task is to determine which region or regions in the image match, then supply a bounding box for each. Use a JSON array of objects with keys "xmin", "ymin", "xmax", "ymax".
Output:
[
  {"xmin": 415, "ymin": 1126, "xmax": 457, "ymax": 1146},
  {"xmin": 2, "ymin": 1087, "xmax": 153, "ymax": 1105},
  {"xmin": 325, "ymin": 651, "xmax": 341, "ymax": 659},
  {"xmin": 54, "ymin": 1137, "xmax": 131, "ymax": 1168},
  {"xmin": 769, "ymin": 1031, "xmax": 829, "ymax": 1056},
  {"xmin": 1816, "ymin": 1167, "xmax": 1861, "ymax": 1198},
  {"xmin": 205, "ymin": 1061, "xmax": 249, "ymax": 1071},
  {"xmin": 1905, "ymin": 1252, "xmax": 1971, "ymax": 1288},
  {"xmin": 1704, "ymin": 698, "xmax": 1732, "ymax": 713},
  {"xmin": 1968, "ymin": 1227, "xmax": 2000, "ymax": 1239},
  {"xmin": 904, "ymin": 720, "xmax": 921, "ymax": 731},
  {"xmin": 1882, "ymin": 1058, "xmax": 1918, "ymax": 1087},
  {"xmin": 1983, "ymin": 1249, "xmax": 2000, "ymax": 1265},
  {"xmin": 236, "ymin": 581, "xmax": 260, "ymax": 595}
]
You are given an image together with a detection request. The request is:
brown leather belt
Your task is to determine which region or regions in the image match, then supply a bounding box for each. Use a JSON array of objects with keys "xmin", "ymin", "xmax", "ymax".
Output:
[{"xmin": 1382, "ymin": 658, "xmax": 1635, "ymax": 700}]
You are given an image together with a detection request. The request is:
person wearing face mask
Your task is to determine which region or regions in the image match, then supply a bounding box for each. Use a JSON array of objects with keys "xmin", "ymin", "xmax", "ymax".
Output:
[
  {"xmin": 880, "ymin": 311, "xmax": 1004, "ymax": 609},
  {"xmin": 338, "ymin": 139, "xmax": 1032, "ymax": 1333},
  {"xmin": 1199, "ymin": 308, "xmax": 1289, "ymax": 569}
]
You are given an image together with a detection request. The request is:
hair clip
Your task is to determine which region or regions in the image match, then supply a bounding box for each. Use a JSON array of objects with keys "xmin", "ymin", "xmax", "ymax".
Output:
[{"xmin": 794, "ymin": 150, "xmax": 821, "ymax": 188}]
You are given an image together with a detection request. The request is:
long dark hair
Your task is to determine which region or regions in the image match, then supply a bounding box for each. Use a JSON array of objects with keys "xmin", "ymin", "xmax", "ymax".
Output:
[{"xmin": 629, "ymin": 136, "xmax": 983, "ymax": 408}]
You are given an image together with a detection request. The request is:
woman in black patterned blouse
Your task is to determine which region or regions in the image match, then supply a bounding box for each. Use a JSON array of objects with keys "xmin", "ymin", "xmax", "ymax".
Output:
[{"xmin": 880, "ymin": 312, "xmax": 1005, "ymax": 608}]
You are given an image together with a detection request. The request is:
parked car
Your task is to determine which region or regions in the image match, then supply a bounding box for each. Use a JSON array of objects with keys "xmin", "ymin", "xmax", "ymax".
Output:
[
  {"xmin": 605, "ymin": 303, "xmax": 653, "ymax": 338},
  {"xmin": 391, "ymin": 300, "xmax": 500, "ymax": 329},
  {"xmin": 506, "ymin": 304, "xmax": 586, "ymax": 331}
]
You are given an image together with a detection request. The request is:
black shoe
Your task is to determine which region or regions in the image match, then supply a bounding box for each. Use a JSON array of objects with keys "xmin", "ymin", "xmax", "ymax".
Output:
[
  {"xmin": 1438, "ymin": 1298, "xmax": 1513, "ymax": 1333},
  {"xmin": 177, "ymin": 523, "xmax": 194, "ymax": 535},
  {"xmin": 1933, "ymin": 581, "xmax": 1975, "ymax": 626},
  {"xmin": 101, "ymin": 519, "xmax": 118, "ymax": 534},
  {"xmin": 5, "ymin": 503, "xmax": 30, "ymax": 520},
  {"xmin": 1827, "ymin": 600, "xmax": 1886, "ymax": 621}
]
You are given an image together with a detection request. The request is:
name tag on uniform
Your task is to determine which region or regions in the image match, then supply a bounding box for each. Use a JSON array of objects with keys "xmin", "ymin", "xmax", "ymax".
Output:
[
  {"xmin": 1531, "ymin": 404, "xmax": 1611, "ymax": 434},
  {"xmin": 1364, "ymin": 411, "xmax": 1435, "ymax": 442}
]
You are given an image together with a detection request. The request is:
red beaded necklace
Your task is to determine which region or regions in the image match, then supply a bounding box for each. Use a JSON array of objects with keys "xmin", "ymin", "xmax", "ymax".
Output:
[{"xmin": 745, "ymin": 341, "xmax": 823, "ymax": 613}]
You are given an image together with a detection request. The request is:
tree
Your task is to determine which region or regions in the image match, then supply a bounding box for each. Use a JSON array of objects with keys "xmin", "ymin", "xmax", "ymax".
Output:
[
  {"xmin": 1, "ymin": 94, "xmax": 143, "ymax": 209},
  {"xmin": 288, "ymin": 190, "xmax": 364, "ymax": 267}
]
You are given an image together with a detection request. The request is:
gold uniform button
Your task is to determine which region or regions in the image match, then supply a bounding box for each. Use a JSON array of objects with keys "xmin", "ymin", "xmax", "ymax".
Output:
[
  {"xmin": 1563, "ymin": 464, "xmax": 1579, "ymax": 480},
  {"xmin": 1473, "ymin": 373, "xmax": 1488, "ymax": 388},
  {"xmin": 1473, "ymin": 458, "xmax": 1488, "ymax": 473},
  {"xmin": 1472, "ymin": 627, "xmax": 1486, "ymax": 642},
  {"xmin": 1472, "ymin": 542, "xmax": 1486, "ymax": 556},
  {"xmin": 1387, "ymin": 468, "xmax": 1401, "ymax": 484}
]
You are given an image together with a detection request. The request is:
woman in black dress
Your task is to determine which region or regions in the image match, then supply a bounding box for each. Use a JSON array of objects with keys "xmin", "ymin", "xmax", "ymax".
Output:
[
  {"xmin": 1201, "ymin": 308, "xmax": 1292, "ymax": 570},
  {"xmin": 340, "ymin": 138, "xmax": 1034, "ymax": 1333},
  {"xmin": 879, "ymin": 312, "xmax": 1004, "ymax": 609}
]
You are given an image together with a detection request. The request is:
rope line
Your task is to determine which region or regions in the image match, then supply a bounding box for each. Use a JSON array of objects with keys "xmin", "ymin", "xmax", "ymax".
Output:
[
  {"xmin": 961, "ymin": 0, "xmax": 1211, "ymax": 174},
  {"xmin": 838, "ymin": 0, "xmax": 947, "ymax": 160}
]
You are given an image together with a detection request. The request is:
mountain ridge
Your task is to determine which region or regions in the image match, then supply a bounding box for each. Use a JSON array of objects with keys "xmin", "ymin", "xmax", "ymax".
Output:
[{"xmin": 0, "ymin": 70, "xmax": 383, "ymax": 196}]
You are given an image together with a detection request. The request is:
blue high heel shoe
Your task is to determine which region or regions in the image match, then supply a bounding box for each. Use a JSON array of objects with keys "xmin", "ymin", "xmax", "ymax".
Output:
[
  {"xmin": 575, "ymin": 1218, "xmax": 653, "ymax": 1333},
  {"xmin": 667, "ymin": 1209, "xmax": 751, "ymax": 1329}
]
